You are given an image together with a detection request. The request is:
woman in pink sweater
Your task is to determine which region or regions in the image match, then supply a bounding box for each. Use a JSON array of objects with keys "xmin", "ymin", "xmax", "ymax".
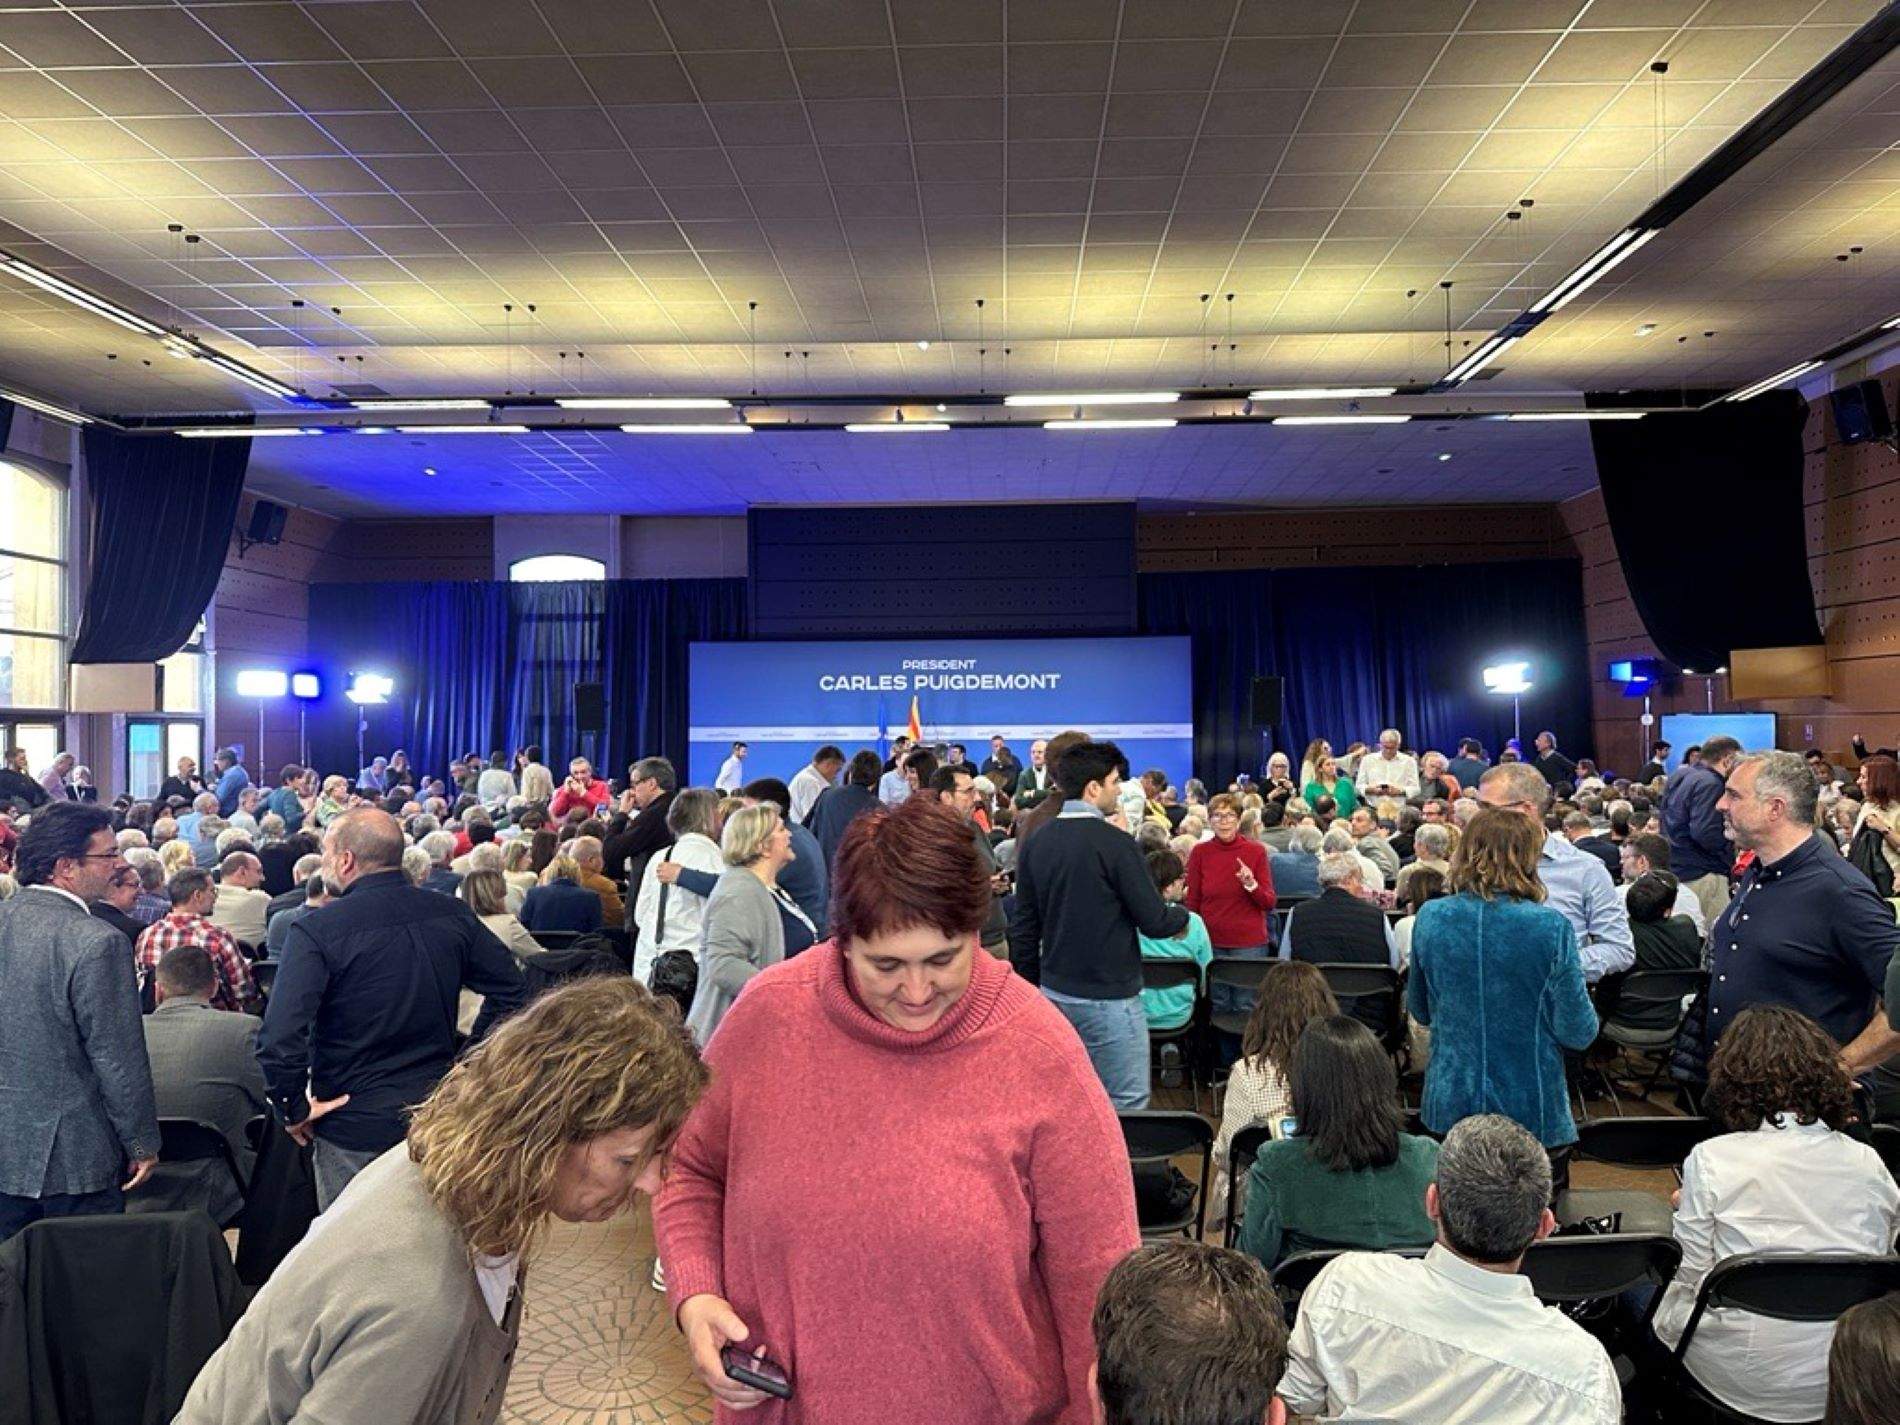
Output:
[{"xmin": 653, "ymin": 796, "xmax": 1139, "ymax": 1421}]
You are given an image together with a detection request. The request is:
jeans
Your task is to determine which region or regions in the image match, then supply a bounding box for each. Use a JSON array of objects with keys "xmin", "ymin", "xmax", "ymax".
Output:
[
  {"xmin": 1043, "ymin": 988, "xmax": 1150, "ymax": 1109},
  {"xmin": 312, "ymin": 1137, "xmax": 383, "ymax": 1213},
  {"xmin": 0, "ymin": 1185, "xmax": 124, "ymax": 1244}
]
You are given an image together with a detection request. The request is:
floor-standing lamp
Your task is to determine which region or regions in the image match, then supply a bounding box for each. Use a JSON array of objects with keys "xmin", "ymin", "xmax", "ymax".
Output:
[
  {"xmin": 234, "ymin": 670, "xmax": 287, "ymax": 774},
  {"xmin": 1482, "ymin": 661, "xmax": 1534, "ymax": 745},
  {"xmin": 290, "ymin": 672, "xmax": 321, "ymax": 767},
  {"xmin": 345, "ymin": 672, "xmax": 394, "ymax": 777}
]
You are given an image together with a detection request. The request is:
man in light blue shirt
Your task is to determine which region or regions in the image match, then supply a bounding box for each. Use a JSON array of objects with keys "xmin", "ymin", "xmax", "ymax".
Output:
[
  {"xmin": 175, "ymin": 791, "xmax": 217, "ymax": 846},
  {"xmin": 1476, "ymin": 763, "xmax": 1633, "ymax": 983},
  {"xmin": 878, "ymin": 738, "xmax": 920, "ymax": 807},
  {"xmin": 211, "ymin": 748, "xmax": 251, "ymax": 817}
]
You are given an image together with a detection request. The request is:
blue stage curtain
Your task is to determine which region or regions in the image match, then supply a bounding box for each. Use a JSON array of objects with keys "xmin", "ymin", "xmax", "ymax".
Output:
[
  {"xmin": 602, "ymin": 578, "xmax": 749, "ymax": 780},
  {"xmin": 506, "ymin": 582, "xmax": 604, "ymax": 771},
  {"xmin": 1138, "ymin": 559, "xmax": 1592, "ymax": 785}
]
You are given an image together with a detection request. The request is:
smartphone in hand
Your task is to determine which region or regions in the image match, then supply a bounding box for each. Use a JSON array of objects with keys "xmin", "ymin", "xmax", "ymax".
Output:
[{"xmin": 722, "ymin": 1345, "xmax": 794, "ymax": 1400}]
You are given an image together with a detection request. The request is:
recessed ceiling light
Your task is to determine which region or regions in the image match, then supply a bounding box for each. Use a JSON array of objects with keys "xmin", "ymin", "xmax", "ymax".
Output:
[
  {"xmin": 617, "ymin": 423, "xmax": 754, "ymax": 435},
  {"xmin": 1271, "ymin": 414, "xmax": 1412, "ymax": 426},
  {"xmin": 422, "ymin": 467, "xmax": 436, "ymax": 475},
  {"xmin": 174, "ymin": 426, "xmax": 320, "ymax": 438},
  {"xmin": 354, "ymin": 398, "xmax": 489, "ymax": 411},
  {"xmin": 916, "ymin": 339, "xmax": 931, "ymax": 350},
  {"xmin": 1634, "ymin": 323, "xmax": 1657, "ymax": 336},
  {"xmin": 1437, "ymin": 452, "xmax": 1453, "ymax": 462},
  {"xmin": 1006, "ymin": 391, "xmax": 1180, "ymax": 407},
  {"xmin": 554, "ymin": 397, "xmax": 729, "ymax": 409},
  {"xmin": 844, "ymin": 422, "xmax": 950, "ymax": 433},
  {"xmin": 394, "ymin": 424, "xmax": 529, "ymax": 434},
  {"xmin": 1503, "ymin": 411, "xmax": 1646, "ymax": 421},
  {"xmin": 1249, "ymin": 386, "xmax": 1397, "ymax": 400},
  {"xmin": 1041, "ymin": 418, "xmax": 1178, "ymax": 430}
]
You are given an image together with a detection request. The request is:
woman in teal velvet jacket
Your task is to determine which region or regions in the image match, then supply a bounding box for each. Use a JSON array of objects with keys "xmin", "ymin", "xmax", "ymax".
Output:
[{"xmin": 1408, "ymin": 808, "xmax": 1598, "ymax": 1153}]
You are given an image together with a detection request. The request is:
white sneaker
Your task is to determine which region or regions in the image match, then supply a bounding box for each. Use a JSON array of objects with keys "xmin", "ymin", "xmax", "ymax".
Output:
[{"xmin": 650, "ymin": 1258, "xmax": 665, "ymax": 1292}]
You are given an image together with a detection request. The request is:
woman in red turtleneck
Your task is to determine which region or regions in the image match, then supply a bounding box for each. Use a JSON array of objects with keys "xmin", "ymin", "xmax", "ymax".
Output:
[
  {"xmin": 654, "ymin": 796, "xmax": 1137, "ymax": 1423},
  {"xmin": 1186, "ymin": 792, "xmax": 1278, "ymax": 951}
]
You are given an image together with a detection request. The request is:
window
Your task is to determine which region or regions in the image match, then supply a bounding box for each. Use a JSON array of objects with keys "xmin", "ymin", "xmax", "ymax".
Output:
[
  {"xmin": 127, "ymin": 718, "xmax": 202, "ymax": 801},
  {"xmin": 0, "ymin": 720, "xmax": 60, "ymax": 779},
  {"xmin": 509, "ymin": 554, "xmax": 605, "ymax": 583},
  {"xmin": 0, "ymin": 460, "xmax": 67, "ymax": 711}
]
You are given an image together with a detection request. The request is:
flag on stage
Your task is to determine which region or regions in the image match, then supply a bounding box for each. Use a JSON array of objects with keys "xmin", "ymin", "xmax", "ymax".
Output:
[
  {"xmin": 906, "ymin": 694, "xmax": 923, "ymax": 745},
  {"xmin": 876, "ymin": 692, "xmax": 889, "ymax": 758}
]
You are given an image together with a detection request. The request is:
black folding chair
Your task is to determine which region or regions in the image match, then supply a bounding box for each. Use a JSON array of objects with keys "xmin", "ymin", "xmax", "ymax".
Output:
[
  {"xmin": 250, "ymin": 959, "xmax": 277, "ymax": 998},
  {"xmin": 1313, "ymin": 962, "xmax": 1404, "ymax": 1058},
  {"xmin": 156, "ymin": 1118, "xmax": 250, "ymax": 1229},
  {"xmin": 1206, "ymin": 957, "xmax": 1274, "ymax": 1041},
  {"xmin": 530, "ymin": 929, "xmax": 584, "ymax": 952},
  {"xmin": 1271, "ymin": 1245, "xmax": 1428, "ymax": 1310},
  {"xmin": 1868, "ymin": 1123, "xmax": 1900, "ymax": 1186},
  {"xmin": 1667, "ymin": 1253, "xmax": 1900, "ymax": 1419},
  {"xmin": 1223, "ymin": 1121, "xmax": 1273, "ymax": 1247},
  {"xmin": 1592, "ymin": 969, "xmax": 1708, "ymax": 1115},
  {"xmin": 1141, "ymin": 958, "xmax": 1205, "ymax": 1113},
  {"xmin": 1521, "ymin": 1232, "xmax": 1681, "ymax": 1314},
  {"xmin": 1119, "ymin": 1110, "xmax": 1214, "ymax": 1241},
  {"xmin": 1557, "ymin": 1115, "xmax": 1718, "ymax": 1237}
]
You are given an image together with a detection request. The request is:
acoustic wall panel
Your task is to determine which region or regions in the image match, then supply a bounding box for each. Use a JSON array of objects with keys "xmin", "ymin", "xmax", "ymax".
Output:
[{"xmin": 748, "ymin": 503, "xmax": 1137, "ymax": 638}]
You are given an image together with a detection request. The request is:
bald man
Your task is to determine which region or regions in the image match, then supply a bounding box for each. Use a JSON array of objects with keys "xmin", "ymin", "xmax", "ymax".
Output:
[
  {"xmin": 210, "ymin": 850, "xmax": 271, "ymax": 951},
  {"xmin": 256, "ymin": 808, "xmax": 529, "ymax": 1210}
]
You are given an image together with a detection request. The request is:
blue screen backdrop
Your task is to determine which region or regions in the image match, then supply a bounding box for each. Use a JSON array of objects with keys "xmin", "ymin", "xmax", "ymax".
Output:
[{"xmin": 689, "ymin": 636, "xmax": 1193, "ymax": 789}]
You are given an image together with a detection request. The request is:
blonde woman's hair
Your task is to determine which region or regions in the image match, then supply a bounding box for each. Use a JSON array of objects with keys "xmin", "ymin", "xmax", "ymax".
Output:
[
  {"xmin": 407, "ymin": 977, "xmax": 708, "ymax": 1259},
  {"xmin": 721, "ymin": 802, "xmax": 783, "ymax": 867},
  {"xmin": 1447, "ymin": 807, "xmax": 1547, "ymax": 902},
  {"xmin": 541, "ymin": 853, "xmax": 582, "ymax": 885},
  {"xmin": 159, "ymin": 837, "xmax": 195, "ymax": 877},
  {"xmin": 459, "ymin": 868, "xmax": 510, "ymax": 918},
  {"xmin": 501, "ymin": 837, "xmax": 534, "ymax": 872},
  {"xmin": 716, "ymin": 795, "xmax": 748, "ymax": 828}
]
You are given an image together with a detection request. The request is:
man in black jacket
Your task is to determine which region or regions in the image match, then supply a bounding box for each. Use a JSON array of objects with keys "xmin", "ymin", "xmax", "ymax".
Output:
[
  {"xmin": 257, "ymin": 808, "xmax": 526, "ymax": 1210},
  {"xmin": 602, "ymin": 755, "xmax": 676, "ymax": 885},
  {"xmin": 0, "ymin": 746, "xmax": 48, "ymax": 812},
  {"xmin": 1008, "ymin": 739, "xmax": 1187, "ymax": 1109},
  {"xmin": 1530, "ymin": 731, "xmax": 1578, "ymax": 789},
  {"xmin": 808, "ymin": 749, "xmax": 883, "ymax": 870}
]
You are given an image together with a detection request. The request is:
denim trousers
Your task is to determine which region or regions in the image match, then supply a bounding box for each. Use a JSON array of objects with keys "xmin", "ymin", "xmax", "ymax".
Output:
[
  {"xmin": 312, "ymin": 1137, "xmax": 383, "ymax": 1213},
  {"xmin": 0, "ymin": 1184, "xmax": 123, "ymax": 1245},
  {"xmin": 1043, "ymin": 987, "xmax": 1150, "ymax": 1110}
]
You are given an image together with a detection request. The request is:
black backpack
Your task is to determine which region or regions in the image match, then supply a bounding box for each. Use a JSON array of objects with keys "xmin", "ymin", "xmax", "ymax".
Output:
[{"xmin": 1849, "ymin": 823, "xmax": 1895, "ymax": 899}]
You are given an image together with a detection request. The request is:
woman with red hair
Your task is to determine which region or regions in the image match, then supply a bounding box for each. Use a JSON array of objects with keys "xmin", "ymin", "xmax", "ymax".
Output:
[{"xmin": 653, "ymin": 795, "xmax": 1138, "ymax": 1421}]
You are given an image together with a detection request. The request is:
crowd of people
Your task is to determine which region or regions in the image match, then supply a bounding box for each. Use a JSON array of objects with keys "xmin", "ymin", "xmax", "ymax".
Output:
[{"xmin": 0, "ymin": 723, "xmax": 1898, "ymax": 1422}]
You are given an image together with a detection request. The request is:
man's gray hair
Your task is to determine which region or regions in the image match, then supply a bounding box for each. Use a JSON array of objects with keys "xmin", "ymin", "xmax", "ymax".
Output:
[
  {"xmin": 1320, "ymin": 825, "xmax": 1356, "ymax": 855},
  {"xmin": 1415, "ymin": 823, "xmax": 1452, "ymax": 859},
  {"xmin": 1283, "ymin": 797, "xmax": 1311, "ymax": 820},
  {"xmin": 116, "ymin": 828, "xmax": 149, "ymax": 850},
  {"xmin": 193, "ymin": 792, "xmax": 219, "ymax": 814},
  {"xmin": 1288, "ymin": 823, "xmax": 1324, "ymax": 854},
  {"xmin": 1434, "ymin": 1114, "xmax": 1551, "ymax": 1265},
  {"xmin": 1451, "ymin": 797, "xmax": 1481, "ymax": 826},
  {"xmin": 126, "ymin": 850, "xmax": 164, "ymax": 892},
  {"xmin": 570, "ymin": 834, "xmax": 603, "ymax": 866},
  {"xmin": 630, "ymin": 756, "xmax": 677, "ymax": 793},
  {"xmin": 292, "ymin": 853, "xmax": 323, "ymax": 881},
  {"xmin": 1478, "ymin": 762, "xmax": 1551, "ymax": 811},
  {"xmin": 421, "ymin": 830, "xmax": 456, "ymax": 865},
  {"xmin": 409, "ymin": 814, "xmax": 441, "ymax": 840},
  {"xmin": 1739, "ymin": 750, "xmax": 1819, "ymax": 828},
  {"xmin": 400, "ymin": 845, "xmax": 432, "ymax": 886},
  {"xmin": 1316, "ymin": 850, "xmax": 1363, "ymax": 889},
  {"xmin": 212, "ymin": 825, "xmax": 251, "ymax": 856},
  {"xmin": 1380, "ymin": 728, "xmax": 1403, "ymax": 744},
  {"xmin": 467, "ymin": 842, "xmax": 503, "ymax": 872}
]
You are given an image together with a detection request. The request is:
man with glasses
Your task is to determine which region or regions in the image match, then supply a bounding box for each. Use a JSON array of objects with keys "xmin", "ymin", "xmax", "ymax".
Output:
[
  {"xmin": 1476, "ymin": 763, "xmax": 1632, "ymax": 984},
  {"xmin": 0, "ymin": 802, "xmax": 159, "ymax": 1241},
  {"xmin": 603, "ymin": 755, "xmax": 677, "ymax": 885}
]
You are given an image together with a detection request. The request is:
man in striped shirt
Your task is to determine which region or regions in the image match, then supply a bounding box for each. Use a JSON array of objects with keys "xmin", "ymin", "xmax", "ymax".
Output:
[{"xmin": 134, "ymin": 867, "xmax": 258, "ymax": 1014}]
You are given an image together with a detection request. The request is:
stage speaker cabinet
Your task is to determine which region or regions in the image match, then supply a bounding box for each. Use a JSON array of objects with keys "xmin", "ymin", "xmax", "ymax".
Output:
[
  {"xmin": 1249, "ymin": 675, "xmax": 1284, "ymax": 728},
  {"xmin": 574, "ymin": 681, "xmax": 606, "ymax": 733},
  {"xmin": 245, "ymin": 499, "xmax": 289, "ymax": 547}
]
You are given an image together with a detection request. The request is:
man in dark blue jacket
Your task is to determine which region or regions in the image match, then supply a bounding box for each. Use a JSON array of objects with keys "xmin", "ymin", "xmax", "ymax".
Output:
[
  {"xmin": 1662, "ymin": 734, "xmax": 1743, "ymax": 926},
  {"xmin": 257, "ymin": 808, "xmax": 526, "ymax": 1210}
]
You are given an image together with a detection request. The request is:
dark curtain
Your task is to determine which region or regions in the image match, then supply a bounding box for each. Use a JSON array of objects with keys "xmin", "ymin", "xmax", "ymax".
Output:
[
  {"xmin": 1138, "ymin": 558, "xmax": 1592, "ymax": 785},
  {"xmin": 507, "ymin": 582, "xmax": 604, "ymax": 770},
  {"xmin": 0, "ymin": 396, "xmax": 14, "ymax": 454},
  {"xmin": 71, "ymin": 427, "xmax": 249, "ymax": 664},
  {"xmin": 1591, "ymin": 390, "xmax": 1818, "ymax": 671},
  {"xmin": 602, "ymin": 578, "xmax": 750, "ymax": 778}
]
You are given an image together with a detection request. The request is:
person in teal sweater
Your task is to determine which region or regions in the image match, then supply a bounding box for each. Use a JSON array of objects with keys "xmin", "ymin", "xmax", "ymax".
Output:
[
  {"xmin": 1238, "ymin": 1015, "xmax": 1438, "ymax": 1268},
  {"xmin": 1137, "ymin": 847, "xmax": 1213, "ymax": 1031},
  {"xmin": 1301, "ymin": 755, "xmax": 1357, "ymax": 819}
]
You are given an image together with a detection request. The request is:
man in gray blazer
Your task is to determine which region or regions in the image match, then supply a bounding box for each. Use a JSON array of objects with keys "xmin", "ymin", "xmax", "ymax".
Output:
[
  {"xmin": 136, "ymin": 945, "xmax": 267, "ymax": 1225},
  {"xmin": 0, "ymin": 802, "xmax": 160, "ymax": 1242}
]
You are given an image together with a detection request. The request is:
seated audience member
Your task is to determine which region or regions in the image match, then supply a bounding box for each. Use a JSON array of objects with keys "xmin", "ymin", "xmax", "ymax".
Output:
[
  {"xmin": 89, "ymin": 862, "xmax": 149, "ymax": 946},
  {"xmin": 178, "ymin": 979, "xmax": 705, "ymax": 1423},
  {"xmin": 1653, "ymin": 1006, "xmax": 1900, "ymax": 1422},
  {"xmin": 450, "ymin": 819, "xmax": 496, "ymax": 873},
  {"xmin": 1090, "ymin": 1241, "xmax": 1290, "ymax": 1425},
  {"xmin": 1826, "ymin": 1294, "xmax": 1900, "ymax": 1425},
  {"xmin": 133, "ymin": 945, "xmax": 267, "ymax": 1224},
  {"xmin": 630, "ymin": 789, "xmax": 727, "ymax": 985},
  {"xmin": 265, "ymin": 852, "xmax": 323, "ymax": 923},
  {"xmin": 1409, "ymin": 809, "xmax": 1597, "ymax": 1188},
  {"xmin": 124, "ymin": 850, "xmax": 170, "ymax": 925},
  {"xmin": 1237, "ymin": 1015, "xmax": 1437, "ymax": 1269},
  {"xmin": 808, "ymin": 749, "xmax": 883, "ymax": 868},
  {"xmin": 135, "ymin": 867, "xmax": 258, "ymax": 1013},
  {"xmin": 266, "ymin": 875, "xmax": 330, "ymax": 958},
  {"xmin": 458, "ymin": 869, "xmax": 541, "ymax": 964},
  {"xmin": 518, "ymin": 854, "xmax": 605, "ymax": 936},
  {"xmin": 1617, "ymin": 831, "xmax": 1706, "ymax": 934},
  {"xmin": 210, "ymin": 849, "xmax": 271, "ymax": 951},
  {"xmin": 499, "ymin": 837, "xmax": 538, "ymax": 911},
  {"xmin": 1211, "ymin": 962, "xmax": 1338, "ymax": 1218},
  {"xmin": 551, "ymin": 757, "xmax": 611, "ymax": 819},
  {"xmin": 1395, "ymin": 821, "xmax": 1453, "ymax": 902},
  {"xmin": 1392, "ymin": 864, "xmax": 1448, "ymax": 971},
  {"xmin": 653, "ymin": 797, "xmax": 1138, "ymax": 1420},
  {"xmin": 1137, "ymin": 848, "xmax": 1212, "ymax": 1035},
  {"xmin": 1563, "ymin": 810, "xmax": 1621, "ymax": 879},
  {"xmin": 401, "ymin": 844, "xmax": 432, "ymax": 887},
  {"xmin": 417, "ymin": 830, "xmax": 462, "ymax": 896},
  {"xmin": 1348, "ymin": 807, "xmax": 1400, "ymax": 883},
  {"xmin": 1268, "ymin": 822, "xmax": 1323, "ymax": 898},
  {"xmin": 258, "ymin": 827, "xmax": 316, "ymax": 897},
  {"xmin": 1279, "ymin": 852, "xmax": 1399, "ymax": 976},
  {"xmin": 1186, "ymin": 794, "xmax": 1277, "ymax": 959},
  {"xmin": 683, "ymin": 803, "xmax": 798, "ymax": 1044},
  {"xmin": 1624, "ymin": 871, "xmax": 1701, "ymax": 973},
  {"xmin": 1414, "ymin": 750, "xmax": 1459, "ymax": 805},
  {"xmin": 1320, "ymin": 824, "xmax": 1384, "ymax": 892},
  {"xmin": 568, "ymin": 834, "xmax": 624, "ymax": 926},
  {"xmin": 1279, "ymin": 1114, "xmax": 1620, "ymax": 1424}
]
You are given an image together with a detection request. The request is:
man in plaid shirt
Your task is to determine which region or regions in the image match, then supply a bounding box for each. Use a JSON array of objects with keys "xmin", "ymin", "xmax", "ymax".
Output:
[{"xmin": 134, "ymin": 866, "xmax": 258, "ymax": 1014}]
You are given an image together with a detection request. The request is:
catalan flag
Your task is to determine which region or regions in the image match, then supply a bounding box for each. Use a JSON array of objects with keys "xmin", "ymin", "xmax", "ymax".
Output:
[{"xmin": 906, "ymin": 694, "xmax": 923, "ymax": 745}]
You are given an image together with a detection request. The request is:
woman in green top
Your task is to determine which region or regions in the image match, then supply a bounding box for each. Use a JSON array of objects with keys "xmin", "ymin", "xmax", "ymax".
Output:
[
  {"xmin": 1136, "ymin": 847, "xmax": 1213, "ymax": 1031},
  {"xmin": 1301, "ymin": 754, "xmax": 1358, "ymax": 818},
  {"xmin": 1237, "ymin": 1014, "xmax": 1438, "ymax": 1268}
]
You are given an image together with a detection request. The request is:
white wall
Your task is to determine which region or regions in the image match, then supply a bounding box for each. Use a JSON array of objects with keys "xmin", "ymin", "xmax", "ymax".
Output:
[{"xmin": 491, "ymin": 514, "xmax": 621, "ymax": 580}]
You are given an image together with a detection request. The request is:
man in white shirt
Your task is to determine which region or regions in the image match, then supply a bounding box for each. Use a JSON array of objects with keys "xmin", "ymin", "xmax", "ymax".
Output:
[
  {"xmin": 788, "ymin": 745, "xmax": 845, "ymax": 825},
  {"xmin": 1355, "ymin": 728, "xmax": 1420, "ymax": 800},
  {"xmin": 210, "ymin": 850, "xmax": 271, "ymax": 951},
  {"xmin": 714, "ymin": 741, "xmax": 747, "ymax": 793},
  {"xmin": 877, "ymin": 739, "xmax": 916, "ymax": 807},
  {"xmin": 1618, "ymin": 831, "xmax": 1706, "ymax": 936},
  {"xmin": 1280, "ymin": 1114, "xmax": 1620, "ymax": 1425}
]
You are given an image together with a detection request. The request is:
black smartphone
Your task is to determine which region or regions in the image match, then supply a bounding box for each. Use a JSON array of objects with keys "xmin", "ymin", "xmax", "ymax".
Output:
[{"xmin": 722, "ymin": 1345, "xmax": 794, "ymax": 1400}]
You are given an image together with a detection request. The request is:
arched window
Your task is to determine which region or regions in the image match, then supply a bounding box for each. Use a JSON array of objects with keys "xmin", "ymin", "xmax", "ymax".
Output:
[{"xmin": 509, "ymin": 554, "xmax": 605, "ymax": 583}]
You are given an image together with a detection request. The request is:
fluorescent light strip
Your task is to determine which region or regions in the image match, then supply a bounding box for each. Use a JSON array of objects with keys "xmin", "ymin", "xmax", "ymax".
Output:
[
  {"xmin": 1005, "ymin": 391, "xmax": 1180, "ymax": 407},
  {"xmin": 843, "ymin": 422, "xmax": 949, "ymax": 433},
  {"xmin": 352, "ymin": 398, "xmax": 489, "ymax": 411},
  {"xmin": 0, "ymin": 389, "xmax": 90, "ymax": 425},
  {"xmin": 1042, "ymin": 418, "xmax": 1178, "ymax": 430},
  {"xmin": 1530, "ymin": 228, "xmax": 1659, "ymax": 315},
  {"xmin": 0, "ymin": 254, "xmax": 169, "ymax": 337},
  {"xmin": 1503, "ymin": 411, "xmax": 1646, "ymax": 422},
  {"xmin": 174, "ymin": 426, "xmax": 319, "ymax": 438},
  {"xmin": 199, "ymin": 352, "xmax": 298, "ymax": 400},
  {"xmin": 1723, "ymin": 360, "xmax": 1821, "ymax": 404},
  {"xmin": 618, "ymin": 423, "xmax": 754, "ymax": 434},
  {"xmin": 394, "ymin": 424, "xmax": 530, "ymax": 434},
  {"xmin": 1882, "ymin": 316, "xmax": 1900, "ymax": 330},
  {"xmin": 1249, "ymin": 386, "xmax": 1396, "ymax": 400},
  {"xmin": 1443, "ymin": 334, "xmax": 1520, "ymax": 385},
  {"xmin": 1271, "ymin": 414, "xmax": 1411, "ymax": 426},
  {"xmin": 561, "ymin": 397, "xmax": 730, "ymax": 410}
]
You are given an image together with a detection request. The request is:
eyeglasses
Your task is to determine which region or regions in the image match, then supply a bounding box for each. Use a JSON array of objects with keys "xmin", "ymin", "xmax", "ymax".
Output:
[{"xmin": 77, "ymin": 852, "xmax": 123, "ymax": 862}]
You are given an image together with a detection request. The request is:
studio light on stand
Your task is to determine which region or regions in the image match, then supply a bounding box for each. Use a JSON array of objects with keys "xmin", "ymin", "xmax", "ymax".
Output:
[
  {"xmin": 234, "ymin": 670, "xmax": 288, "ymax": 774},
  {"xmin": 1482, "ymin": 661, "xmax": 1534, "ymax": 744},
  {"xmin": 290, "ymin": 672, "xmax": 321, "ymax": 767},
  {"xmin": 345, "ymin": 672, "xmax": 394, "ymax": 781}
]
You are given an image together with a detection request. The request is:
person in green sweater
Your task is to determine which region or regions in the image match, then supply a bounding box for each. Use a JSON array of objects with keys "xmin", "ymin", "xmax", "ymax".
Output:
[
  {"xmin": 1238, "ymin": 1014, "xmax": 1438, "ymax": 1269},
  {"xmin": 1302, "ymin": 754, "xmax": 1358, "ymax": 819},
  {"xmin": 1137, "ymin": 847, "xmax": 1213, "ymax": 1031}
]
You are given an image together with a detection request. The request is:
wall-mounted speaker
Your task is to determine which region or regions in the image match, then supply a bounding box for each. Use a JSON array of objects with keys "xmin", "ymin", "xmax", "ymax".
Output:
[
  {"xmin": 245, "ymin": 499, "xmax": 288, "ymax": 546},
  {"xmin": 1249, "ymin": 675, "xmax": 1284, "ymax": 727},
  {"xmin": 574, "ymin": 681, "xmax": 606, "ymax": 733}
]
